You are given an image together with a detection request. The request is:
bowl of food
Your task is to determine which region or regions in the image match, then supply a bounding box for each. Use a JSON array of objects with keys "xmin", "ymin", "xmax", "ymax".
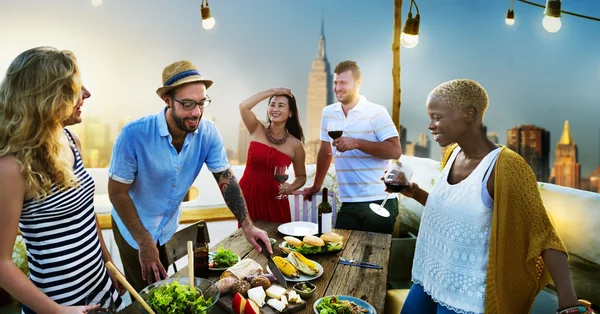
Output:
[
  {"xmin": 209, "ymin": 246, "xmax": 240, "ymax": 271},
  {"xmin": 139, "ymin": 277, "xmax": 220, "ymax": 314},
  {"xmin": 293, "ymin": 281, "xmax": 316, "ymax": 298}
]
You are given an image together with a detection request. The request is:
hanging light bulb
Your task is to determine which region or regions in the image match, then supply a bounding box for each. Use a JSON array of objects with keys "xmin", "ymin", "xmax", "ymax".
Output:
[
  {"xmin": 505, "ymin": 9, "xmax": 515, "ymax": 26},
  {"xmin": 201, "ymin": 0, "xmax": 216, "ymax": 30},
  {"xmin": 401, "ymin": 2, "xmax": 420, "ymax": 49},
  {"xmin": 92, "ymin": 0, "xmax": 102, "ymax": 6},
  {"xmin": 543, "ymin": 0, "xmax": 562, "ymax": 33}
]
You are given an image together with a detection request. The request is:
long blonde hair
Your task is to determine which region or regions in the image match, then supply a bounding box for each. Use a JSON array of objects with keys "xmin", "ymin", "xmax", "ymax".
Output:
[{"xmin": 0, "ymin": 47, "xmax": 82, "ymax": 200}]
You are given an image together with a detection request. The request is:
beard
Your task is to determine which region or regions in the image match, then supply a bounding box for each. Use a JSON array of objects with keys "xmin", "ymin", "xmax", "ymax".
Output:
[
  {"xmin": 337, "ymin": 88, "xmax": 359, "ymax": 105},
  {"xmin": 172, "ymin": 108, "xmax": 201, "ymax": 133}
]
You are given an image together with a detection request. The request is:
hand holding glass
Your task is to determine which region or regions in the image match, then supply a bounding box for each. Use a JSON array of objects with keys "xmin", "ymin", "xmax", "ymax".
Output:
[
  {"xmin": 274, "ymin": 166, "xmax": 289, "ymax": 200},
  {"xmin": 369, "ymin": 162, "xmax": 413, "ymax": 217},
  {"xmin": 327, "ymin": 120, "xmax": 344, "ymax": 155}
]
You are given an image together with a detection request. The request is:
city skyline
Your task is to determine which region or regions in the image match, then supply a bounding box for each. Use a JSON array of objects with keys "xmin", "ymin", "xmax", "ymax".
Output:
[{"xmin": 1, "ymin": 0, "xmax": 599, "ymax": 175}]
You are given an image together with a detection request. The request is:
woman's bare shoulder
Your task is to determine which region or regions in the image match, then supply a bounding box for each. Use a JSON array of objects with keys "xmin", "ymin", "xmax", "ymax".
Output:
[
  {"xmin": 0, "ymin": 154, "xmax": 21, "ymax": 175},
  {"xmin": 0, "ymin": 155, "xmax": 25, "ymax": 193}
]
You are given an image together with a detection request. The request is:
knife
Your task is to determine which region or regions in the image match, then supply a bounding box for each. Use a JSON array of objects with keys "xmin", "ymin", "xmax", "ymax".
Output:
[{"xmin": 258, "ymin": 239, "xmax": 287, "ymax": 289}]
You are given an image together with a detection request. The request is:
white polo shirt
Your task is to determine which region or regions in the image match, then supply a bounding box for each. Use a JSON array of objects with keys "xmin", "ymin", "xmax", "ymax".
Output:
[{"xmin": 320, "ymin": 96, "xmax": 399, "ymax": 202}]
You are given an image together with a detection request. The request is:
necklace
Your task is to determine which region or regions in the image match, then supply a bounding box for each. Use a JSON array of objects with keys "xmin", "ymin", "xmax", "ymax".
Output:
[{"xmin": 266, "ymin": 126, "xmax": 288, "ymax": 145}]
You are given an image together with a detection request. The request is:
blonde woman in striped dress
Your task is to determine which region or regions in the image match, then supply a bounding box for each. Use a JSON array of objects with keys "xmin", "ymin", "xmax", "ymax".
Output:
[{"xmin": 0, "ymin": 47, "xmax": 123, "ymax": 314}]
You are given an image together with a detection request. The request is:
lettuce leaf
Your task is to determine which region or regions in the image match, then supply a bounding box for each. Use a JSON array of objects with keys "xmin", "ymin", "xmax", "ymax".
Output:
[
  {"xmin": 212, "ymin": 246, "xmax": 238, "ymax": 268},
  {"xmin": 146, "ymin": 280, "xmax": 212, "ymax": 314}
]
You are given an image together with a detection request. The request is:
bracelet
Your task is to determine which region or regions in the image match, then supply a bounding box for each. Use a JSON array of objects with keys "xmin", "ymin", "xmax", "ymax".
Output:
[{"xmin": 557, "ymin": 305, "xmax": 588, "ymax": 314}]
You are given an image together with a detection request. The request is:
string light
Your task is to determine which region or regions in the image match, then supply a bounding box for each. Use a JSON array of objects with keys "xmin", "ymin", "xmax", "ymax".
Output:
[
  {"xmin": 201, "ymin": 0, "xmax": 216, "ymax": 30},
  {"xmin": 401, "ymin": 0, "xmax": 420, "ymax": 48}
]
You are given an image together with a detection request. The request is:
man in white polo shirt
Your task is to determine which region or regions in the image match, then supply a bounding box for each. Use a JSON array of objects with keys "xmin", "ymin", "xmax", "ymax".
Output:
[{"xmin": 304, "ymin": 60, "xmax": 402, "ymax": 234}]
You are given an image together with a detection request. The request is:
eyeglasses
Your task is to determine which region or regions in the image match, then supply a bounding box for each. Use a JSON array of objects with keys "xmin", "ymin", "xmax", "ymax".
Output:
[{"xmin": 170, "ymin": 95, "xmax": 211, "ymax": 110}]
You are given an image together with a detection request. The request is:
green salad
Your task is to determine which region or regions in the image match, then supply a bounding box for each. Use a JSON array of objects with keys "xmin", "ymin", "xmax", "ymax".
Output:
[
  {"xmin": 146, "ymin": 280, "xmax": 212, "ymax": 314},
  {"xmin": 212, "ymin": 246, "xmax": 238, "ymax": 268},
  {"xmin": 316, "ymin": 296, "xmax": 370, "ymax": 314}
]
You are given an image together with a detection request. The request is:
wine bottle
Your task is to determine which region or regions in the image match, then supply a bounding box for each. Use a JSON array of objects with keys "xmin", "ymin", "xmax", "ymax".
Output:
[
  {"xmin": 318, "ymin": 188, "xmax": 333, "ymax": 236},
  {"xmin": 194, "ymin": 225, "xmax": 209, "ymax": 278}
]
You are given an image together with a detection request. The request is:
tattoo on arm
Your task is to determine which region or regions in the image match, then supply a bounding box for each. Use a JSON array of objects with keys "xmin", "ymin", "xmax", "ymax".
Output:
[{"xmin": 213, "ymin": 169, "xmax": 250, "ymax": 226}]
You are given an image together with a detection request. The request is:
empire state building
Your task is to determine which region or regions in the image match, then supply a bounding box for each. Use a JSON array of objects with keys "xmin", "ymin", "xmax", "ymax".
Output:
[
  {"xmin": 305, "ymin": 20, "xmax": 333, "ymax": 164},
  {"xmin": 550, "ymin": 120, "xmax": 581, "ymax": 188}
]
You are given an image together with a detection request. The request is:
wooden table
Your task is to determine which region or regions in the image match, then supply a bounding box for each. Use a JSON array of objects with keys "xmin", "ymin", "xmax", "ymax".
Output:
[{"xmin": 120, "ymin": 220, "xmax": 392, "ymax": 314}]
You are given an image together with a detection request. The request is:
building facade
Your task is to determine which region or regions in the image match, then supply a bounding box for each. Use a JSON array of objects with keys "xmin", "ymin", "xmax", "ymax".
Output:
[
  {"xmin": 506, "ymin": 124, "xmax": 551, "ymax": 182},
  {"xmin": 305, "ymin": 20, "xmax": 333, "ymax": 164},
  {"xmin": 550, "ymin": 120, "xmax": 581, "ymax": 189}
]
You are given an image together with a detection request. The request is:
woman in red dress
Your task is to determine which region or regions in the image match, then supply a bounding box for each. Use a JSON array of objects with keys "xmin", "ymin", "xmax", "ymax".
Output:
[{"xmin": 239, "ymin": 87, "xmax": 306, "ymax": 223}]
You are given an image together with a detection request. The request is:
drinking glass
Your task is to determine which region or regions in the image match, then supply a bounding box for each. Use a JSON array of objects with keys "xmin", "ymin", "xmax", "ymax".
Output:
[
  {"xmin": 327, "ymin": 120, "xmax": 344, "ymax": 155},
  {"xmin": 274, "ymin": 166, "xmax": 289, "ymax": 200},
  {"xmin": 369, "ymin": 161, "xmax": 413, "ymax": 217},
  {"xmin": 85, "ymin": 290, "xmax": 116, "ymax": 314}
]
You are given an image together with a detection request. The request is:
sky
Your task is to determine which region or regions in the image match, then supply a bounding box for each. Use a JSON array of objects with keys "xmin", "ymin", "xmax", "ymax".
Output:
[{"xmin": 1, "ymin": 0, "xmax": 599, "ymax": 175}]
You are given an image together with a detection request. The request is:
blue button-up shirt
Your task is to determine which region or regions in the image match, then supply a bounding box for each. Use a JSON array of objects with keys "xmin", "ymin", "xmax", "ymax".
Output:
[{"xmin": 109, "ymin": 109, "xmax": 230, "ymax": 249}]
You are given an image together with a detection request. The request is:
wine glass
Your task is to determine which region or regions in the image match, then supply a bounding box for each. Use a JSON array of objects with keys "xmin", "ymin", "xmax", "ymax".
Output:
[
  {"xmin": 274, "ymin": 165, "xmax": 289, "ymax": 200},
  {"xmin": 85, "ymin": 290, "xmax": 116, "ymax": 314},
  {"xmin": 369, "ymin": 161, "xmax": 413, "ymax": 217},
  {"xmin": 327, "ymin": 120, "xmax": 344, "ymax": 155}
]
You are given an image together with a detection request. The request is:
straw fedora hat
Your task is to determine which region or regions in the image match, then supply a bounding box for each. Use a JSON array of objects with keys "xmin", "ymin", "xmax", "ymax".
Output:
[{"xmin": 156, "ymin": 60, "xmax": 213, "ymax": 98}]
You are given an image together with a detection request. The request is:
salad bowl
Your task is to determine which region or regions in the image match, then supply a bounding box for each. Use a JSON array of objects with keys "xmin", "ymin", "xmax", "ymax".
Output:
[{"xmin": 138, "ymin": 277, "xmax": 220, "ymax": 314}]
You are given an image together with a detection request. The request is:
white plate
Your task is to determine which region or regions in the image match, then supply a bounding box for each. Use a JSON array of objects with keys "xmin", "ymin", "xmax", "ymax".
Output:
[
  {"xmin": 277, "ymin": 222, "xmax": 318, "ymax": 237},
  {"xmin": 208, "ymin": 251, "xmax": 240, "ymax": 271},
  {"xmin": 267, "ymin": 259, "xmax": 324, "ymax": 282}
]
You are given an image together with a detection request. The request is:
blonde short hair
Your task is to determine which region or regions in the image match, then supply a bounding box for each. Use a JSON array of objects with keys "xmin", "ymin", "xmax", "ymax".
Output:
[
  {"xmin": 428, "ymin": 79, "xmax": 488, "ymax": 125},
  {"xmin": 0, "ymin": 46, "xmax": 81, "ymax": 200}
]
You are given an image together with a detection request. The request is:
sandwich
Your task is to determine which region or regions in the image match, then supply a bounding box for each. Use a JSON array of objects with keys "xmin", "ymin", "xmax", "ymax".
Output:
[
  {"xmin": 280, "ymin": 235, "xmax": 326, "ymax": 254},
  {"xmin": 320, "ymin": 232, "xmax": 344, "ymax": 251},
  {"xmin": 301, "ymin": 235, "xmax": 325, "ymax": 254},
  {"xmin": 281, "ymin": 236, "xmax": 303, "ymax": 254}
]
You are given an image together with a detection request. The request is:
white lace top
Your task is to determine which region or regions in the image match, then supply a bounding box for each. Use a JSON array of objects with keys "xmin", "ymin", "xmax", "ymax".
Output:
[{"xmin": 412, "ymin": 146, "xmax": 501, "ymax": 314}]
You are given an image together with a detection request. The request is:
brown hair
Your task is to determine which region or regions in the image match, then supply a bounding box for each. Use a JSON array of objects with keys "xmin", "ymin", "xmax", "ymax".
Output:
[
  {"xmin": 266, "ymin": 94, "xmax": 304, "ymax": 143},
  {"xmin": 334, "ymin": 60, "xmax": 361, "ymax": 81}
]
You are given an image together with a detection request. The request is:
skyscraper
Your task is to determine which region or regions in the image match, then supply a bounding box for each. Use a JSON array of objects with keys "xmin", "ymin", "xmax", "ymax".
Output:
[
  {"xmin": 305, "ymin": 20, "xmax": 333, "ymax": 164},
  {"xmin": 399, "ymin": 125, "xmax": 407, "ymax": 154},
  {"xmin": 487, "ymin": 132, "xmax": 499, "ymax": 144},
  {"xmin": 550, "ymin": 120, "xmax": 581, "ymax": 189},
  {"xmin": 405, "ymin": 134, "xmax": 431, "ymax": 158},
  {"xmin": 506, "ymin": 124, "xmax": 550, "ymax": 182}
]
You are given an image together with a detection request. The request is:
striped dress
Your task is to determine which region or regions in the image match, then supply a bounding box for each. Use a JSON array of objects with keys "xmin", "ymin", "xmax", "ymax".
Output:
[{"xmin": 18, "ymin": 129, "xmax": 122, "ymax": 314}]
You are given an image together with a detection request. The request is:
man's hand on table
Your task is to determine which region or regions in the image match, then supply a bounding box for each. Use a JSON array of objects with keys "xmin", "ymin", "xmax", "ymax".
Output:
[
  {"xmin": 138, "ymin": 240, "xmax": 169, "ymax": 284},
  {"xmin": 242, "ymin": 224, "xmax": 273, "ymax": 254}
]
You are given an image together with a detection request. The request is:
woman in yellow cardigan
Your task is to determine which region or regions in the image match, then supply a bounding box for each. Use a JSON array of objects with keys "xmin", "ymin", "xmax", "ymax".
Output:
[{"xmin": 399, "ymin": 79, "xmax": 588, "ymax": 314}]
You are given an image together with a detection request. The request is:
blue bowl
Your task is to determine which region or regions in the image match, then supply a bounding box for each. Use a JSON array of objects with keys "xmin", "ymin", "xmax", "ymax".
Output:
[{"xmin": 313, "ymin": 295, "xmax": 376, "ymax": 314}]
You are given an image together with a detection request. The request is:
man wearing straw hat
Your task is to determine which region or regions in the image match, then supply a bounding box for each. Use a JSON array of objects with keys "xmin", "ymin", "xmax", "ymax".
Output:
[{"xmin": 108, "ymin": 60, "xmax": 272, "ymax": 291}]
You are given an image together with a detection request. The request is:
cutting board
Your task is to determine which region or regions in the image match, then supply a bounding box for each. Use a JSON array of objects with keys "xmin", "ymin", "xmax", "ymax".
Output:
[{"xmin": 217, "ymin": 292, "xmax": 307, "ymax": 314}]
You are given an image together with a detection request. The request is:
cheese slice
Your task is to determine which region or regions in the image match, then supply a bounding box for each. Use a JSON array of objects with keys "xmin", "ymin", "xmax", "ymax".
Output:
[{"xmin": 265, "ymin": 285, "xmax": 287, "ymax": 299}]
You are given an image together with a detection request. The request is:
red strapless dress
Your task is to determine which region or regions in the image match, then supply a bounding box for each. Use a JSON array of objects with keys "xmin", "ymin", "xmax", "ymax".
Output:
[{"xmin": 239, "ymin": 141, "xmax": 292, "ymax": 223}]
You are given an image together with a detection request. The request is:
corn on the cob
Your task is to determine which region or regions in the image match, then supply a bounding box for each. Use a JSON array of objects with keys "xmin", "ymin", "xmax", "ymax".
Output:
[
  {"xmin": 273, "ymin": 256, "xmax": 299, "ymax": 277},
  {"xmin": 291, "ymin": 252, "xmax": 317, "ymax": 272}
]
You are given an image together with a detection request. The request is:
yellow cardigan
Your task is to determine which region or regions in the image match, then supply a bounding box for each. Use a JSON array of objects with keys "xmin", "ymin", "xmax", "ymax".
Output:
[{"xmin": 442, "ymin": 144, "xmax": 567, "ymax": 314}]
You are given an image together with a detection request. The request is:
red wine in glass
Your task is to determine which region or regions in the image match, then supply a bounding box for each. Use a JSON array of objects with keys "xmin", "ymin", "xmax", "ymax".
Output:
[
  {"xmin": 274, "ymin": 174, "xmax": 289, "ymax": 183},
  {"xmin": 274, "ymin": 166, "xmax": 289, "ymax": 199},
  {"xmin": 385, "ymin": 182, "xmax": 409, "ymax": 193},
  {"xmin": 328, "ymin": 130, "xmax": 343, "ymax": 139}
]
